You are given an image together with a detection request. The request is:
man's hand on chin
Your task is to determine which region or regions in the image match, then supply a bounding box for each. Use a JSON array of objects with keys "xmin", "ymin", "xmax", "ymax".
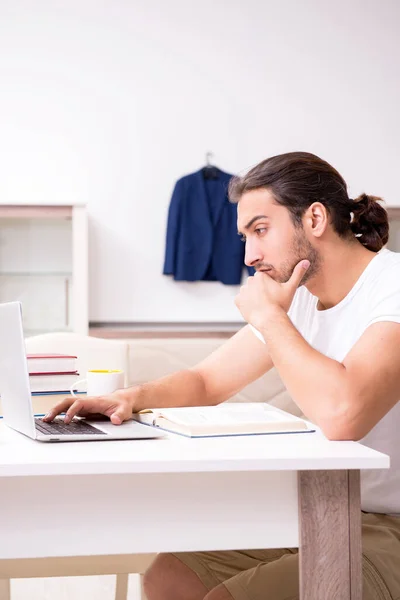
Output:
[{"xmin": 235, "ymin": 260, "xmax": 310, "ymax": 330}]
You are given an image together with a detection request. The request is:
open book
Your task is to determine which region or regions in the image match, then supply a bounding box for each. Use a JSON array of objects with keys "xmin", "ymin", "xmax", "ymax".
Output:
[{"xmin": 132, "ymin": 403, "xmax": 314, "ymax": 438}]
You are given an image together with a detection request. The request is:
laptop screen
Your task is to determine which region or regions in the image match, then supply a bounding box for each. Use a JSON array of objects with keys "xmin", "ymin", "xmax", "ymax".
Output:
[{"xmin": 0, "ymin": 301, "xmax": 36, "ymax": 437}]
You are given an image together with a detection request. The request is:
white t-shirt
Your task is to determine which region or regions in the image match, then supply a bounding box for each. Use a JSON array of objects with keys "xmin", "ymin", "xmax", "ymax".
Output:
[{"xmin": 253, "ymin": 248, "xmax": 400, "ymax": 515}]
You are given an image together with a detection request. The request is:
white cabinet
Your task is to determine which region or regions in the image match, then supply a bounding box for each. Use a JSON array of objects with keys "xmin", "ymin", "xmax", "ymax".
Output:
[{"xmin": 0, "ymin": 204, "xmax": 88, "ymax": 335}]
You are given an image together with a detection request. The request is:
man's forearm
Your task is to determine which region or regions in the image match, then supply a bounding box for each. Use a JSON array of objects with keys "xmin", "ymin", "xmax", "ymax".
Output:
[
  {"xmin": 120, "ymin": 369, "xmax": 211, "ymax": 412},
  {"xmin": 258, "ymin": 308, "xmax": 350, "ymax": 437}
]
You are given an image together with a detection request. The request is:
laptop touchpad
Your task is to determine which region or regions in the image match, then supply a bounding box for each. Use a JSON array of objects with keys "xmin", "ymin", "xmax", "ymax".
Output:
[{"xmin": 92, "ymin": 419, "xmax": 165, "ymax": 438}]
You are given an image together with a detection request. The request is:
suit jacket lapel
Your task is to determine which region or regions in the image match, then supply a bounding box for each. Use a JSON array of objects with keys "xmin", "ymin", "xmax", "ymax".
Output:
[
  {"xmin": 196, "ymin": 169, "xmax": 213, "ymax": 227},
  {"xmin": 212, "ymin": 169, "xmax": 229, "ymax": 227},
  {"xmin": 196, "ymin": 169, "xmax": 227, "ymax": 228}
]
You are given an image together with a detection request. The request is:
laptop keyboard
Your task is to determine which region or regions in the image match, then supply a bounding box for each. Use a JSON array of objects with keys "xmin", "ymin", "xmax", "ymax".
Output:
[{"xmin": 35, "ymin": 418, "xmax": 107, "ymax": 436}]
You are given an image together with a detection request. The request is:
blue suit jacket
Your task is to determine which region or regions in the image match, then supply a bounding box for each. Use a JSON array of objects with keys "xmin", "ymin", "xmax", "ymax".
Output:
[{"xmin": 163, "ymin": 169, "xmax": 253, "ymax": 284}]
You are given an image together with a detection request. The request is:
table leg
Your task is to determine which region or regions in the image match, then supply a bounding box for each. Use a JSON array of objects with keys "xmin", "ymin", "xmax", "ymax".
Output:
[
  {"xmin": 0, "ymin": 579, "xmax": 11, "ymax": 600},
  {"xmin": 139, "ymin": 574, "xmax": 148, "ymax": 600},
  {"xmin": 114, "ymin": 573, "xmax": 129, "ymax": 600},
  {"xmin": 298, "ymin": 469, "xmax": 361, "ymax": 600}
]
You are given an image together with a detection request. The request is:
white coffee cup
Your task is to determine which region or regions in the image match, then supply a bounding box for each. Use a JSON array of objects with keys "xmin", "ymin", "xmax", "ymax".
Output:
[{"xmin": 70, "ymin": 369, "xmax": 125, "ymax": 397}]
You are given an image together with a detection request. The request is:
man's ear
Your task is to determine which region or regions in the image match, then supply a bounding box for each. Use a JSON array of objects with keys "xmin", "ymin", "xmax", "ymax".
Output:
[{"xmin": 303, "ymin": 202, "xmax": 329, "ymax": 238}]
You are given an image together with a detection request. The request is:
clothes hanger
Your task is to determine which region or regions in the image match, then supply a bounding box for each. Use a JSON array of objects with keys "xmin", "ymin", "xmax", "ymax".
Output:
[{"xmin": 202, "ymin": 151, "xmax": 220, "ymax": 180}]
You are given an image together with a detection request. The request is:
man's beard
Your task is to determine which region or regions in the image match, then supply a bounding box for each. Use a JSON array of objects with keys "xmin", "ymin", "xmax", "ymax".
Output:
[{"xmin": 255, "ymin": 227, "xmax": 321, "ymax": 285}]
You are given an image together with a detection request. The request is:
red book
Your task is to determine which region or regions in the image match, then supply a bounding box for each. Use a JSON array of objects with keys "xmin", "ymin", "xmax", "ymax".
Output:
[
  {"xmin": 28, "ymin": 372, "xmax": 80, "ymax": 393},
  {"xmin": 27, "ymin": 353, "xmax": 78, "ymax": 375},
  {"xmin": 30, "ymin": 371, "xmax": 78, "ymax": 376}
]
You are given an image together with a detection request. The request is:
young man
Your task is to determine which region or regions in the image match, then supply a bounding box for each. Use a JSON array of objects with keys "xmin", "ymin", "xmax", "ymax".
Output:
[{"xmin": 45, "ymin": 152, "xmax": 400, "ymax": 600}]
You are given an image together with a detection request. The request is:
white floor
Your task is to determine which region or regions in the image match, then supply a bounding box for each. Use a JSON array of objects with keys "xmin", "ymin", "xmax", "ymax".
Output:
[{"xmin": 11, "ymin": 574, "xmax": 142, "ymax": 600}]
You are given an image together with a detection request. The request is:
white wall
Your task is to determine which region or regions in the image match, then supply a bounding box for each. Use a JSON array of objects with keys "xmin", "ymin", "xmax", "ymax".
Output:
[{"xmin": 0, "ymin": 0, "xmax": 399, "ymax": 323}]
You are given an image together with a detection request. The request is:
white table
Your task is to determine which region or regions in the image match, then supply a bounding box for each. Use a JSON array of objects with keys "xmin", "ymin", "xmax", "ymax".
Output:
[{"xmin": 0, "ymin": 422, "xmax": 389, "ymax": 599}]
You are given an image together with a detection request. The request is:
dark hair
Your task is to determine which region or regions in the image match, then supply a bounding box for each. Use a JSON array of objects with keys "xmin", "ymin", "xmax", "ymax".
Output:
[{"xmin": 229, "ymin": 151, "xmax": 389, "ymax": 252}]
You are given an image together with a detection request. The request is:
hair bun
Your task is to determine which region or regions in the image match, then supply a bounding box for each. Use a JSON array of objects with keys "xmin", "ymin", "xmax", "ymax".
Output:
[
  {"xmin": 350, "ymin": 193, "xmax": 388, "ymax": 251},
  {"xmin": 353, "ymin": 193, "xmax": 382, "ymax": 211}
]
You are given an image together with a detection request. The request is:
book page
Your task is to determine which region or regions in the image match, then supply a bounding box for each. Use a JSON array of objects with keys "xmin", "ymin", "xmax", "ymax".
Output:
[{"xmin": 154, "ymin": 403, "xmax": 302, "ymax": 427}]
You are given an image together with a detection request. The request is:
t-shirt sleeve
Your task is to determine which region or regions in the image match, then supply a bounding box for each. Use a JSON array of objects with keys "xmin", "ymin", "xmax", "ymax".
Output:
[
  {"xmin": 248, "ymin": 324, "xmax": 266, "ymax": 344},
  {"xmin": 366, "ymin": 265, "xmax": 400, "ymax": 328},
  {"xmin": 287, "ymin": 288, "xmax": 301, "ymax": 323}
]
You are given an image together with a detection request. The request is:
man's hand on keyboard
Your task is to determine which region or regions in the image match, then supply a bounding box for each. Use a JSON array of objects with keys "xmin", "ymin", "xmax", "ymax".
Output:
[{"xmin": 42, "ymin": 389, "xmax": 136, "ymax": 426}]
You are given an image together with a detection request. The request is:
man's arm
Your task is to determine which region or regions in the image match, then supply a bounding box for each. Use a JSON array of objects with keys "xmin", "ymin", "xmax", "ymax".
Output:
[
  {"xmin": 130, "ymin": 324, "xmax": 273, "ymax": 410},
  {"xmin": 44, "ymin": 325, "xmax": 273, "ymax": 424},
  {"xmin": 258, "ymin": 308, "xmax": 400, "ymax": 440}
]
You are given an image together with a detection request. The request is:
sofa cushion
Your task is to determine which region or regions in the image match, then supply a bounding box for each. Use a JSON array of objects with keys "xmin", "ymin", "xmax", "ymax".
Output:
[{"xmin": 127, "ymin": 337, "xmax": 303, "ymax": 418}]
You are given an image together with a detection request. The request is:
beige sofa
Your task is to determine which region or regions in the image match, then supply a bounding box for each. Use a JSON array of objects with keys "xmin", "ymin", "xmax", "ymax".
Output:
[
  {"xmin": 23, "ymin": 332, "xmax": 302, "ymax": 418},
  {"xmin": 127, "ymin": 337, "xmax": 303, "ymax": 417}
]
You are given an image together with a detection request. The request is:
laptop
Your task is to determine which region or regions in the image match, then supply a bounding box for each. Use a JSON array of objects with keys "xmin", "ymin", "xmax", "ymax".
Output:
[{"xmin": 0, "ymin": 301, "xmax": 165, "ymax": 442}]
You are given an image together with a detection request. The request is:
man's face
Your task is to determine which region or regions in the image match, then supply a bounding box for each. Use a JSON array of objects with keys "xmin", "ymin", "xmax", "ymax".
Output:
[{"xmin": 237, "ymin": 188, "xmax": 321, "ymax": 284}]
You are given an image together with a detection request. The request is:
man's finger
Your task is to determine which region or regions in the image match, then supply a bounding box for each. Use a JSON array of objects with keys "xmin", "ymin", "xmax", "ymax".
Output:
[
  {"xmin": 110, "ymin": 404, "xmax": 133, "ymax": 425},
  {"xmin": 42, "ymin": 398, "xmax": 74, "ymax": 422},
  {"xmin": 110, "ymin": 412, "xmax": 123, "ymax": 425},
  {"xmin": 288, "ymin": 260, "xmax": 310, "ymax": 289},
  {"xmin": 64, "ymin": 400, "xmax": 85, "ymax": 424}
]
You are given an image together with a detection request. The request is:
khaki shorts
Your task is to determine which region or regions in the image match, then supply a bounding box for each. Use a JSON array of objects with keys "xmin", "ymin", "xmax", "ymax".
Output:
[{"xmin": 172, "ymin": 512, "xmax": 400, "ymax": 600}]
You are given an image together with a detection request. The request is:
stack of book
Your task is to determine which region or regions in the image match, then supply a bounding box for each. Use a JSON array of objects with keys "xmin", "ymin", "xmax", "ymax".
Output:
[{"xmin": 27, "ymin": 354, "xmax": 79, "ymax": 395}]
